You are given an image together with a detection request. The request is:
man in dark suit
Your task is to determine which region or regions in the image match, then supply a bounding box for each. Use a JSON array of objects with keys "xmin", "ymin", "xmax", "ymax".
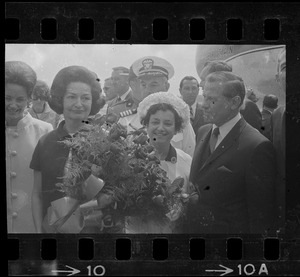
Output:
[
  {"xmin": 179, "ymin": 76, "xmax": 205, "ymax": 134},
  {"xmin": 240, "ymin": 88, "xmax": 262, "ymax": 132},
  {"xmin": 261, "ymin": 94, "xmax": 278, "ymax": 141},
  {"xmin": 187, "ymin": 71, "xmax": 277, "ymax": 234}
]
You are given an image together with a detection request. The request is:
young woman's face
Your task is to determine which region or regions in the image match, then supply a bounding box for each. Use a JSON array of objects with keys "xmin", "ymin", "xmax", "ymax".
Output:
[
  {"xmin": 31, "ymin": 95, "xmax": 46, "ymax": 113},
  {"xmin": 147, "ymin": 109, "xmax": 176, "ymax": 145},
  {"xmin": 5, "ymin": 83, "xmax": 29, "ymax": 124},
  {"xmin": 63, "ymin": 82, "xmax": 92, "ymax": 122}
]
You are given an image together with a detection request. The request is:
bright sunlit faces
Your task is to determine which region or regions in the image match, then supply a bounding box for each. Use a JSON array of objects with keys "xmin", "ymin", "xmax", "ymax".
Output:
[
  {"xmin": 139, "ymin": 75, "xmax": 170, "ymax": 99},
  {"xmin": 180, "ymin": 79, "xmax": 199, "ymax": 106},
  {"xmin": 5, "ymin": 83, "xmax": 29, "ymax": 126},
  {"xmin": 63, "ymin": 82, "xmax": 92, "ymax": 122},
  {"xmin": 146, "ymin": 110, "xmax": 176, "ymax": 146}
]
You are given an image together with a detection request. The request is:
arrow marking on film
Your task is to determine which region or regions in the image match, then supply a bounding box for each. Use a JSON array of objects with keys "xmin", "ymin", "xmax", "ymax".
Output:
[
  {"xmin": 52, "ymin": 265, "xmax": 81, "ymax": 276},
  {"xmin": 205, "ymin": 264, "xmax": 234, "ymax": 276}
]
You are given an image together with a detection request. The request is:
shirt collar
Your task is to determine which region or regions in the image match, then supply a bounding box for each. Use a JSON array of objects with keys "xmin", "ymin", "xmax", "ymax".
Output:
[
  {"xmin": 212, "ymin": 113, "xmax": 241, "ymax": 140},
  {"xmin": 263, "ymin": 107, "xmax": 274, "ymax": 114},
  {"xmin": 56, "ymin": 120, "xmax": 71, "ymax": 139},
  {"xmin": 120, "ymin": 88, "xmax": 131, "ymax": 101},
  {"xmin": 164, "ymin": 144, "xmax": 177, "ymax": 163},
  {"xmin": 191, "ymin": 101, "xmax": 197, "ymax": 114}
]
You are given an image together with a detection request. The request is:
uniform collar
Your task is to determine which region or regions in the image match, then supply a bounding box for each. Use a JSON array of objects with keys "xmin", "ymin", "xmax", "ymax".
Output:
[
  {"xmin": 164, "ymin": 144, "xmax": 177, "ymax": 163},
  {"xmin": 120, "ymin": 88, "xmax": 131, "ymax": 101},
  {"xmin": 56, "ymin": 120, "xmax": 71, "ymax": 139}
]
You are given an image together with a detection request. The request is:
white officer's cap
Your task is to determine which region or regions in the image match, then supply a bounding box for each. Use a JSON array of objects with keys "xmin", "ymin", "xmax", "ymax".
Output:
[{"xmin": 131, "ymin": 56, "xmax": 174, "ymax": 80}]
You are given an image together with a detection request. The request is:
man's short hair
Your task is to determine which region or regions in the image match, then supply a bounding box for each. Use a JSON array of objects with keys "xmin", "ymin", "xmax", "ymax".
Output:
[
  {"xmin": 179, "ymin": 76, "xmax": 199, "ymax": 90},
  {"xmin": 205, "ymin": 71, "xmax": 246, "ymax": 104},
  {"xmin": 263, "ymin": 94, "xmax": 278, "ymax": 109},
  {"xmin": 202, "ymin": 61, "xmax": 233, "ymax": 76}
]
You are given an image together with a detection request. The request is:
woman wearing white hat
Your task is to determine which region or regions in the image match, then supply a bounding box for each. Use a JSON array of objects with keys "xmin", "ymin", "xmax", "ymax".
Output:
[{"xmin": 126, "ymin": 91, "xmax": 192, "ymax": 233}]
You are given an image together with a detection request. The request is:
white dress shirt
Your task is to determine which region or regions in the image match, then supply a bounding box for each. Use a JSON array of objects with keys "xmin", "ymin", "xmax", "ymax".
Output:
[{"xmin": 212, "ymin": 113, "xmax": 242, "ymax": 149}]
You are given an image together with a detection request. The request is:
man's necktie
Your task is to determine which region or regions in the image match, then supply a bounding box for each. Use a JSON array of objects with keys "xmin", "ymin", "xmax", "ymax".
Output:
[
  {"xmin": 189, "ymin": 105, "xmax": 194, "ymax": 119},
  {"xmin": 209, "ymin": 127, "xmax": 220, "ymax": 153}
]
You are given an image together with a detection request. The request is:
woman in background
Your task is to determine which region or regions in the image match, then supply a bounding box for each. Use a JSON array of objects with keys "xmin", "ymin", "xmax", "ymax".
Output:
[
  {"xmin": 28, "ymin": 80, "xmax": 63, "ymax": 128},
  {"xmin": 6, "ymin": 61, "xmax": 53, "ymax": 233}
]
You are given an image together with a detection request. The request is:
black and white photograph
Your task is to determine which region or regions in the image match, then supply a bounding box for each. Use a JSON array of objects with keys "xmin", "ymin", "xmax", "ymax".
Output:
[{"xmin": 6, "ymin": 44, "xmax": 286, "ymax": 235}]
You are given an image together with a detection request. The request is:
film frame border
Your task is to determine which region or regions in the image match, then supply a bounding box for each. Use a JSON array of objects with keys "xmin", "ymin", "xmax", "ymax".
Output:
[{"xmin": 5, "ymin": 1, "xmax": 300, "ymax": 276}]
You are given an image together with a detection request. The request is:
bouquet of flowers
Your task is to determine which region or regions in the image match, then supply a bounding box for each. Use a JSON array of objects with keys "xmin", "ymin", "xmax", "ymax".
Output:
[{"xmin": 52, "ymin": 121, "xmax": 192, "ymax": 233}]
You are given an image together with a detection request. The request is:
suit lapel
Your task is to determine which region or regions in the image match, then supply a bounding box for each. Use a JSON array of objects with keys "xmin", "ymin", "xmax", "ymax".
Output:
[
  {"xmin": 201, "ymin": 118, "xmax": 247, "ymax": 170},
  {"xmin": 190, "ymin": 125, "xmax": 213, "ymax": 176},
  {"xmin": 192, "ymin": 104, "xmax": 201, "ymax": 126}
]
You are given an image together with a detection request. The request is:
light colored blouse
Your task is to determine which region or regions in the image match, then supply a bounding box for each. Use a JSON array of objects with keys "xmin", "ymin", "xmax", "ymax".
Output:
[
  {"xmin": 6, "ymin": 113, "xmax": 53, "ymax": 233},
  {"xmin": 28, "ymin": 102, "xmax": 63, "ymax": 129}
]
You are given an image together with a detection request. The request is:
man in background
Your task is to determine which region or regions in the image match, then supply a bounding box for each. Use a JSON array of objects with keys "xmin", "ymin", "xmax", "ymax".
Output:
[
  {"xmin": 240, "ymin": 87, "xmax": 262, "ymax": 132},
  {"xmin": 179, "ymin": 76, "xmax": 205, "ymax": 133},
  {"xmin": 103, "ymin": 77, "xmax": 118, "ymax": 103},
  {"xmin": 107, "ymin": 67, "xmax": 137, "ymax": 116},
  {"xmin": 261, "ymin": 94, "xmax": 278, "ymax": 141}
]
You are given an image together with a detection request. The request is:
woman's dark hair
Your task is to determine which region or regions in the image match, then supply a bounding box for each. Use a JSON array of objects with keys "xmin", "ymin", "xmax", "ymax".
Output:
[
  {"xmin": 49, "ymin": 65, "xmax": 105, "ymax": 115},
  {"xmin": 32, "ymin": 80, "xmax": 51, "ymax": 101},
  {"xmin": 5, "ymin": 61, "xmax": 37, "ymax": 97},
  {"xmin": 141, "ymin": 103, "xmax": 183, "ymax": 133}
]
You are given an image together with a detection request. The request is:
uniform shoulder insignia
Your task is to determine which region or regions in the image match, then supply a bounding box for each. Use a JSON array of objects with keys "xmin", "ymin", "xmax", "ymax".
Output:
[{"xmin": 119, "ymin": 108, "xmax": 137, "ymax": 118}]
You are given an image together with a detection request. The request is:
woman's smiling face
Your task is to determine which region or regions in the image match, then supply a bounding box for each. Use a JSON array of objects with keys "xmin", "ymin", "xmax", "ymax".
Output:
[
  {"xmin": 147, "ymin": 109, "xmax": 176, "ymax": 145},
  {"xmin": 5, "ymin": 83, "xmax": 29, "ymax": 125}
]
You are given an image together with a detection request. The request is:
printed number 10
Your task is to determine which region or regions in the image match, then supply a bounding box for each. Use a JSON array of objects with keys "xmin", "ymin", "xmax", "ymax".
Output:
[{"xmin": 87, "ymin": 265, "xmax": 106, "ymax": 276}]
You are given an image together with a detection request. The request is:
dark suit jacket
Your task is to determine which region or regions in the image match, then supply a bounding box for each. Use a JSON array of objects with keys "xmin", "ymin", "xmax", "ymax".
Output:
[
  {"xmin": 187, "ymin": 118, "xmax": 277, "ymax": 234},
  {"xmin": 240, "ymin": 99, "xmax": 262, "ymax": 132},
  {"xmin": 261, "ymin": 108, "xmax": 273, "ymax": 141},
  {"xmin": 191, "ymin": 103, "xmax": 206, "ymax": 134}
]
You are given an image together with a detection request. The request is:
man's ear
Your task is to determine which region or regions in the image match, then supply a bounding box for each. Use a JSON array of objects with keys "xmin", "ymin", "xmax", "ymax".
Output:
[
  {"xmin": 165, "ymin": 81, "xmax": 170, "ymax": 92},
  {"xmin": 231, "ymin": 95, "xmax": 242, "ymax": 110}
]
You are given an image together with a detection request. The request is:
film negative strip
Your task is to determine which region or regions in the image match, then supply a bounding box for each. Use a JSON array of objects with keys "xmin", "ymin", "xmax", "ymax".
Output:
[{"xmin": 5, "ymin": 2, "xmax": 300, "ymax": 276}]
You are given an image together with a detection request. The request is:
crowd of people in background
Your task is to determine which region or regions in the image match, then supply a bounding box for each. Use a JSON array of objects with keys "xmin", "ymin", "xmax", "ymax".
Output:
[{"xmin": 6, "ymin": 46, "xmax": 286, "ymax": 234}]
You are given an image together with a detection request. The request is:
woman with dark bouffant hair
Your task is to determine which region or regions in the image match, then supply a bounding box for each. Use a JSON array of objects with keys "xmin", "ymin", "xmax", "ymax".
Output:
[
  {"xmin": 30, "ymin": 65, "xmax": 105, "ymax": 233},
  {"xmin": 5, "ymin": 61, "xmax": 53, "ymax": 233}
]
